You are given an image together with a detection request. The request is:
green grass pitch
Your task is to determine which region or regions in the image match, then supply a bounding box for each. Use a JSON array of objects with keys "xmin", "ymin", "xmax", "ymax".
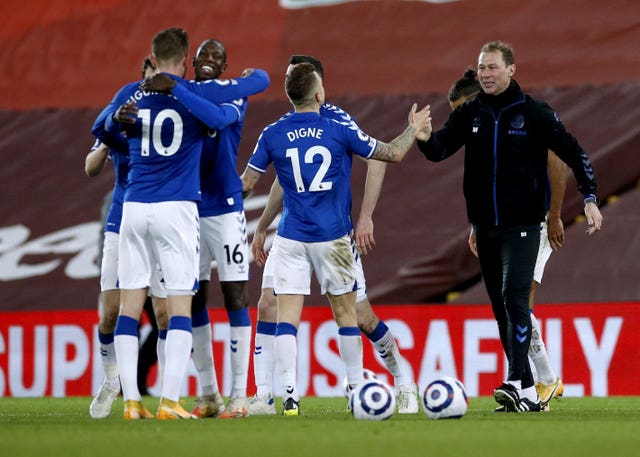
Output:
[{"xmin": 1, "ymin": 396, "xmax": 638, "ymax": 457}]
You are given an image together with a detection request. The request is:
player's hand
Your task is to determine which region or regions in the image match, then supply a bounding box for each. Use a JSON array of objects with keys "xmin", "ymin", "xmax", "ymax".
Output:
[
  {"xmin": 584, "ymin": 202, "xmax": 603, "ymax": 235},
  {"xmin": 241, "ymin": 68, "xmax": 255, "ymax": 78},
  {"xmin": 251, "ymin": 229, "xmax": 268, "ymax": 267},
  {"xmin": 415, "ymin": 127, "xmax": 431, "ymax": 142},
  {"xmin": 468, "ymin": 226, "xmax": 478, "ymax": 258},
  {"xmin": 547, "ymin": 215, "xmax": 565, "ymax": 250},
  {"xmin": 140, "ymin": 73, "xmax": 177, "ymax": 93},
  {"xmin": 409, "ymin": 103, "xmax": 432, "ymax": 135},
  {"xmin": 409, "ymin": 104, "xmax": 432, "ymax": 141},
  {"xmin": 354, "ymin": 217, "xmax": 375, "ymax": 255},
  {"xmin": 113, "ymin": 101, "xmax": 138, "ymax": 124}
]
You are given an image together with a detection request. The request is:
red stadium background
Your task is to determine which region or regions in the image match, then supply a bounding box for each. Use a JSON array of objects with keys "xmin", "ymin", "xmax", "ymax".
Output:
[{"xmin": 1, "ymin": 0, "xmax": 639, "ymax": 396}]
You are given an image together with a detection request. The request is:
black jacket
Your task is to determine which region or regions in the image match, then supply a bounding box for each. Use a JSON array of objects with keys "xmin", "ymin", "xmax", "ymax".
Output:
[{"xmin": 417, "ymin": 80, "xmax": 597, "ymax": 228}]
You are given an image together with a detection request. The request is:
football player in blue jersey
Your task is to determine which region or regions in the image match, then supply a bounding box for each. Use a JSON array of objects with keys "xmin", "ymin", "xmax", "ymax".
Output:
[
  {"xmin": 241, "ymin": 62, "xmax": 431, "ymax": 415},
  {"xmin": 247, "ymin": 55, "xmax": 420, "ymax": 416},
  {"xmin": 86, "ymin": 57, "xmax": 168, "ymax": 419},
  {"xmin": 92, "ymin": 27, "xmax": 250, "ymax": 420},
  {"xmin": 191, "ymin": 39, "xmax": 254, "ymax": 419},
  {"xmin": 141, "ymin": 38, "xmax": 270, "ymax": 419}
]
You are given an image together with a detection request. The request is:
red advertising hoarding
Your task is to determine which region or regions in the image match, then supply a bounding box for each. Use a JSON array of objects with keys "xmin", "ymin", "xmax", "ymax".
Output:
[{"xmin": 0, "ymin": 302, "xmax": 636, "ymax": 397}]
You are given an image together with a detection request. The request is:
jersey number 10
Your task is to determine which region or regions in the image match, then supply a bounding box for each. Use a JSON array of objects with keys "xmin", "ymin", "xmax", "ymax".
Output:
[{"xmin": 138, "ymin": 109, "xmax": 184, "ymax": 157}]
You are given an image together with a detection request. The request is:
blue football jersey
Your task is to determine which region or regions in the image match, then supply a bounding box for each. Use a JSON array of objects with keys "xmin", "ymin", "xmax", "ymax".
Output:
[
  {"xmin": 319, "ymin": 103, "xmax": 362, "ymax": 231},
  {"xmin": 89, "ymin": 139, "xmax": 129, "ymax": 234},
  {"xmin": 92, "ymin": 75, "xmax": 241, "ymax": 203},
  {"xmin": 198, "ymin": 98, "xmax": 248, "ymax": 217},
  {"xmin": 149, "ymin": 71, "xmax": 268, "ymax": 215},
  {"xmin": 248, "ymin": 111, "xmax": 377, "ymax": 242}
]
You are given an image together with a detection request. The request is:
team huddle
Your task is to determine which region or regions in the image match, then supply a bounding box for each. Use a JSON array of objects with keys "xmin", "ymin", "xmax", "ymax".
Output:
[{"xmin": 87, "ymin": 27, "xmax": 602, "ymax": 419}]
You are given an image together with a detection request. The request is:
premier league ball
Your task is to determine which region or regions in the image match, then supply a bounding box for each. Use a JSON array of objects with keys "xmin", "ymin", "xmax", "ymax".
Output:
[
  {"xmin": 422, "ymin": 376, "xmax": 469, "ymax": 419},
  {"xmin": 350, "ymin": 379, "xmax": 396, "ymax": 421},
  {"xmin": 342, "ymin": 368, "xmax": 379, "ymax": 397}
]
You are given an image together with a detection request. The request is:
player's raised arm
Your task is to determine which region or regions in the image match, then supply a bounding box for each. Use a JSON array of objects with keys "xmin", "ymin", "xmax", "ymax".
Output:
[{"xmin": 371, "ymin": 104, "xmax": 431, "ymax": 163}]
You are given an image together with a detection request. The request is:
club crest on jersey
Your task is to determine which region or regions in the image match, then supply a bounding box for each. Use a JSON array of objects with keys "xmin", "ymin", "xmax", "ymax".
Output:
[
  {"xmin": 508, "ymin": 114, "xmax": 527, "ymax": 136},
  {"xmin": 510, "ymin": 114, "xmax": 525, "ymax": 129}
]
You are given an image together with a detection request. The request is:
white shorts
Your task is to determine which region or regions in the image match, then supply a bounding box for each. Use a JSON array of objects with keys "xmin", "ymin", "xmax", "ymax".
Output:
[
  {"xmin": 262, "ymin": 235, "xmax": 367, "ymax": 301},
  {"xmin": 100, "ymin": 231, "xmax": 119, "ymax": 291},
  {"xmin": 199, "ymin": 211, "xmax": 250, "ymax": 282},
  {"xmin": 149, "ymin": 264, "xmax": 167, "ymax": 298},
  {"xmin": 270, "ymin": 234, "xmax": 357, "ymax": 296},
  {"xmin": 100, "ymin": 231, "xmax": 166, "ymax": 296},
  {"xmin": 118, "ymin": 201, "xmax": 199, "ymax": 294},
  {"xmin": 533, "ymin": 221, "xmax": 553, "ymax": 284}
]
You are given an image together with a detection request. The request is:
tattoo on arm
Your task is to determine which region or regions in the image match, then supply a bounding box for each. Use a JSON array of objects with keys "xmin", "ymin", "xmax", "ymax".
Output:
[
  {"xmin": 371, "ymin": 126, "xmax": 417, "ymax": 162},
  {"xmin": 241, "ymin": 167, "xmax": 262, "ymax": 198}
]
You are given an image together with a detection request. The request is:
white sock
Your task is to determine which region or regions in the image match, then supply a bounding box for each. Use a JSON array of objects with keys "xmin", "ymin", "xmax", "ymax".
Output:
[
  {"xmin": 156, "ymin": 331, "xmax": 166, "ymax": 391},
  {"xmin": 191, "ymin": 324, "xmax": 219, "ymax": 396},
  {"xmin": 275, "ymin": 333, "xmax": 297, "ymax": 395},
  {"xmin": 528, "ymin": 313, "xmax": 556, "ymax": 384},
  {"xmin": 114, "ymin": 334, "xmax": 140, "ymax": 401},
  {"xmin": 254, "ymin": 330, "xmax": 276, "ymax": 398},
  {"xmin": 162, "ymin": 328, "xmax": 192, "ymax": 402},
  {"xmin": 99, "ymin": 341, "xmax": 119, "ymax": 385},
  {"xmin": 339, "ymin": 330, "xmax": 364, "ymax": 388},
  {"xmin": 229, "ymin": 325, "xmax": 251, "ymax": 398},
  {"xmin": 370, "ymin": 329, "xmax": 411, "ymax": 386}
]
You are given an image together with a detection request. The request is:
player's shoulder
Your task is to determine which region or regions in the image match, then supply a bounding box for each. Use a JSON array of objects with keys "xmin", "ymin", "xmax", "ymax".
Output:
[
  {"xmin": 188, "ymin": 77, "xmax": 240, "ymax": 88},
  {"xmin": 258, "ymin": 113, "xmax": 291, "ymax": 137},
  {"xmin": 522, "ymin": 93, "xmax": 559, "ymax": 123},
  {"xmin": 111, "ymin": 79, "xmax": 148, "ymax": 105},
  {"xmin": 321, "ymin": 102, "xmax": 356, "ymax": 123}
]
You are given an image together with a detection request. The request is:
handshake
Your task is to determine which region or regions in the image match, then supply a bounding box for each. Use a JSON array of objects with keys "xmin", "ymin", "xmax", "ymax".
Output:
[{"xmin": 407, "ymin": 103, "xmax": 433, "ymax": 142}]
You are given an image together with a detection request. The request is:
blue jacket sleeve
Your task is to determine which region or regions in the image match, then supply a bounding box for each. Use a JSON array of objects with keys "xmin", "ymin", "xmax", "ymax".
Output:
[
  {"xmin": 172, "ymin": 83, "xmax": 241, "ymax": 129},
  {"xmin": 185, "ymin": 69, "xmax": 270, "ymax": 103}
]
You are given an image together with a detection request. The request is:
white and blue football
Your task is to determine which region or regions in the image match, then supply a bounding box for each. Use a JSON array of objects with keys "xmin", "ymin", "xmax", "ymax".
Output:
[
  {"xmin": 422, "ymin": 376, "xmax": 469, "ymax": 419},
  {"xmin": 350, "ymin": 379, "xmax": 396, "ymax": 421},
  {"xmin": 342, "ymin": 368, "xmax": 379, "ymax": 398}
]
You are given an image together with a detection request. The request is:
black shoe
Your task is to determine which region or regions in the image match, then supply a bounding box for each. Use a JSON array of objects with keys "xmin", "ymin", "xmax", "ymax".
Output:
[
  {"xmin": 494, "ymin": 383, "xmax": 520, "ymax": 412},
  {"xmin": 493, "ymin": 405, "xmax": 507, "ymax": 413},
  {"xmin": 282, "ymin": 397, "xmax": 300, "ymax": 416},
  {"xmin": 516, "ymin": 397, "xmax": 541, "ymax": 412}
]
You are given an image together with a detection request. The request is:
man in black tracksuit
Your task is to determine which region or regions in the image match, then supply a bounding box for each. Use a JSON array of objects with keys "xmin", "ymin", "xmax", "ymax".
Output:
[{"xmin": 417, "ymin": 41, "xmax": 603, "ymax": 412}]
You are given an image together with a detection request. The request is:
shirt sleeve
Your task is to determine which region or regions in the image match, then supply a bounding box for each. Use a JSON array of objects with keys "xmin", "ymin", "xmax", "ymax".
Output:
[
  {"xmin": 91, "ymin": 85, "xmax": 131, "ymax": 153},
  {"xmin": 538, "ymin": 101, "xmax": 598, "ymax": 198},
  {"xmin": 340, "ymin": 123, "xmax": 377, "ymax": 159},
  {"xmin": 185, "ymin": 69, "xmax": 270, "ymax": 103},
  {"xmin": 172, "ymin": 82, "xmax": 241, "ymax": 129},
  {"xmin": 247, "ymin": 131, "xmax": 270, "ymax": 174}
]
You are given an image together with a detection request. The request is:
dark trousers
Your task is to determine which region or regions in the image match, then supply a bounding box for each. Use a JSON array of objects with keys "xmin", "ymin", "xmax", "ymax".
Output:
[{"xmin": 474, "ymin": 224, "xmax": 540, "ymax": 389}]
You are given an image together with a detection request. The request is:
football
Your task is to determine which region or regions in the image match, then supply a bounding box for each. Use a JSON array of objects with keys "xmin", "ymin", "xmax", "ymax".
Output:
[
  {"xmin": 422, "ymin": 376, "xmax": 469, "ymax": 419},
  {"xmin": 342, "ymin": 368, "xmax": 379, "ymax": 397},
  {"xmin": 350, "ymin": 379, "xmax": 396, "ymax": 421}
]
